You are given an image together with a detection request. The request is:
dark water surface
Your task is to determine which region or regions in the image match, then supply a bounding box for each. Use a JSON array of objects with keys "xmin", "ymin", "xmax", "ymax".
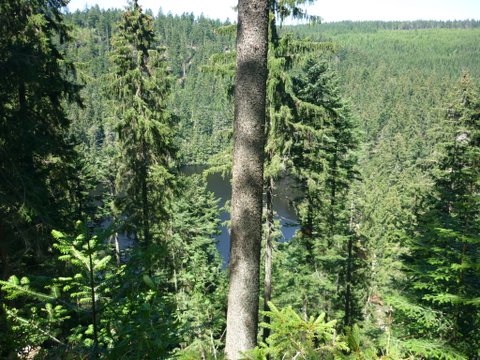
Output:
[{"xmin": 181, "ymin": 165, "xmax": 300, "ymax": 264}]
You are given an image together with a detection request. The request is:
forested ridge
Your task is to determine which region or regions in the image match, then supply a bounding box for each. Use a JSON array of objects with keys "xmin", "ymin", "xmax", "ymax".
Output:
[{"xmin": 0, "ymin": 1, "xmax": 479, "ymax": 359}]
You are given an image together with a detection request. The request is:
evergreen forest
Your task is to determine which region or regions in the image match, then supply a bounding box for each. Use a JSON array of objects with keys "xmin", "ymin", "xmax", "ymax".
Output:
[{"xmin": 1, "ymin": 0, "xmax": 479, "ymax": 359}]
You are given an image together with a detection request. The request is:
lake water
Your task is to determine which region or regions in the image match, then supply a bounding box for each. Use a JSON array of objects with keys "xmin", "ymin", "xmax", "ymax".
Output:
[{"xmin": 182, "ymin": 165, "xmax": 300, "ymax": 263}]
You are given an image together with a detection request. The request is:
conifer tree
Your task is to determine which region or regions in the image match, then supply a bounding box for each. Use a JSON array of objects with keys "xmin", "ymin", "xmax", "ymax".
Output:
[
  {"xmin": 261, "ymin": 1, "xmax": 333, "ymax": 341},
  {"xmin": 225, "ymin": 0, "xmax": 269, "ymax": 358},
  {"xmin": 103, "ymin": 4, "xmax": 183, "ymax": 357},
  {"xmin": 170, "ymin": 175, "xmax": 227, "ymax": 359},
  {"xmin": 204, "ymin": 1, "xmax": 348, "ymax": 343},
  {"xmin": 271, "ymin": 57, "xmax": 360, "ymax": 328},
  {"xmin": 108, "ymin": 0, "xmax": 176, "ymax": 245},
  {"xmin": 294, "ymin": 58, "xmax": 359, "ymax": 322},
  {"xmin": 0, "ymin": 222, "xmax": 117, "ymax": 357},
  {"xmin": 400, "ymin": 74, "xmax": 480, "ymax": 358},
  {"xmin": 0, "ymin": 0, "xmax": 81, "ymax": 277}
]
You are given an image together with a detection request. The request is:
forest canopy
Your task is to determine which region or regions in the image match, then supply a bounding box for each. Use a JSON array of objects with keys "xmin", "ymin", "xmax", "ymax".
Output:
[{"xmin": 0, "ymin": 1, "xmax": 479, "ymax": 359}]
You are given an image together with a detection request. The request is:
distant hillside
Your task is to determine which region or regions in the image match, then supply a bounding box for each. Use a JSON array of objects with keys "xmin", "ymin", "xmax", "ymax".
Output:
[
  {"xmin": 63, "ymin": 11, "xmax": 480, "ymax": 165},
  {"xmin": 294, "ymin": 19, "xmax": 480, "ymax": 34},
  {"xmin": 289, "ymin": 21, "xmax": 480, "ymax": 145}
]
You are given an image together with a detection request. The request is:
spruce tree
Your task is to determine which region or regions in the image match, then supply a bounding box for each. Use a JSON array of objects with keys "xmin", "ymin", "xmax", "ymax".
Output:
[
  {"xmin": 108, "ymin": 0, "xmax": 176, "ymax": 245},
  {"xmin": 203, "ymin": 1, "xmax": 353, "ymax": 342},
  {"xmin": 401, "ymin": 74, "xmax": 480, "ymax": 358},
  {"xmin": 0, "ymin": 0, "xmax": 81, "ymax": 276},
  {"xmin": 170, "ymin": 175, "xmax": 227, "ymax": 359},
  {"xmin": 272, "ymin": 57, "xmax": 360, "ymax": 327},
  {"xmin": 261, "ymin": 1, "xmax": 334, "ymax": 341},
  {"xmin": 0, "ymin": 222, "xmax": 117, "ymax": 357},
  {"xmin": 225, "ymin": 0, "xmax": 269, "ymax": 357}
]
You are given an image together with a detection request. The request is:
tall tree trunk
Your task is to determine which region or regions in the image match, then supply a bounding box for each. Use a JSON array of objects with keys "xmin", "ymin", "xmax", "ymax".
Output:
[
  {"xmin": 225, "ymin": 0, "xmax": 269, "ymax": 358},
  {"xmin": 263, "ymin": 175, "xmax": 274, "ymax": 343},
  {"xmin": 344, "ymin": 236, "xmax": 353, "ymax": 326},
  {"xmin": 114, "ymin": 232, "xmax": 121, "ymax": 266},
  {"xmin": 345, "ymin": 201, "xmax": 355, "ymax": 326},
  {"xmin": 141, "ymin": 139, "xmax": 151, "ymax": 244},
  {"xmin": 328, "ymin": 148, "xmax": 338, "ymax": 242}
]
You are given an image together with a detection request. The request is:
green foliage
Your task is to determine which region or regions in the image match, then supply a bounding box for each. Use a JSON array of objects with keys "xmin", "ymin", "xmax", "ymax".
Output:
[
  {"xmin": 400, "ymin": 340, "xmax": 467, "ymax": 360},
  {"xmin": 400, "ymin": 74, "xmax": 480, "ymax": 358},
  {"xmin": 1, "ymin": 220, "xmax": 189, "ymax": 358},
  {"xmin": 1, "ymin": 276, "xmax": 69, "ymax": 353},
  {"xmin": 270, "ymin": 0, "xmax": 319, "ymax": 23},
  {"xmin": 107, "ymin": 0, "xmax": 177, "ymax": 244},
  {"xmin": 0, "ymin": 222, "xmax": 116, "ymax": 356},
  {"xmin": 0, "ymin": 0, "xmax": 81, "ymax": 276},
  {"xmin": 339, "ymin": 324, "xmax": 467, "ymax": 360},
  {"xmin": 3, "ymin": 4, "xmax": 480, "ymax": 358},
  {"xmin": 245, "ymin": 302, "xmax": 348, "ymax": 359},
  {"xmin": 170, "ymin": 175, "xmax": 227, "ymax": 357},
  {"xmin": 0, "ymin": 2, "xmax": 85, "ymax": 354},
  {"xmin": 102, "ymin": 267, "xmax": 178, "ymax": 359},
  {"xmin": 272, "ymin": 55, "xmax": 361, "ymax": 327},
  {"xmin": 157, "ymin": 13, "xmax": 235, "ymax": 164}
]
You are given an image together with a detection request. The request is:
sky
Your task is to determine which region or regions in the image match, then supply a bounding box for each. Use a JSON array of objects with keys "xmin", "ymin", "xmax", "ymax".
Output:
[{"xmin": 66, "ymin": 0, "xmax": 480, "ymax": 23}]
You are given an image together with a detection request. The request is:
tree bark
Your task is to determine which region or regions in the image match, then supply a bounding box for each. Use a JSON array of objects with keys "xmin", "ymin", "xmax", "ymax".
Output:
[
  {"xmin": 344, "ymin": 235, "xmax": 353, "ymax": 326},
  {"xmin": 262, "ymin": 175, "xmax": 274, "ymax": 343},
  {"xmin": 225, "ymin": 0, "xmax": 269, "ymax": 359},
  {"xmin": 114, "ymin": 232, "xmax": 121, "ymax": 266}
]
